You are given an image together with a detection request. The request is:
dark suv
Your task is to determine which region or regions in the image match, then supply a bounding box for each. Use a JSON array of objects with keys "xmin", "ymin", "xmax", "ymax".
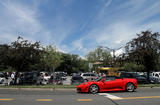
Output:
[
  {"xmin": 71, "ymin": 75, "xmax": 84, "ymax": 85},
  {"xmin": 120, "ymin": 72, "xmax": 148, "ymax": 83}
]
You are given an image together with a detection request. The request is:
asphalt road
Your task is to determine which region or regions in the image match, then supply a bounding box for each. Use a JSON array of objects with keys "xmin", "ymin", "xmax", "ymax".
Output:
[{"xmin": 0, "ymin": 87, "xmax": 160, "ymax": 105}]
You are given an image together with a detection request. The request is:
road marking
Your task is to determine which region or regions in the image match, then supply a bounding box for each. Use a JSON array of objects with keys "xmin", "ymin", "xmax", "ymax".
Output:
[
  {"xmin": 0, "ymin": 98, "xmax": 14, "ymax": 101},
  {"xmin": 115, "ymin": 96, "xmax": 160, "ymax": 100},
  {"xmin": 99, "ymin": 93, "xmax": 123, "ymax": 100},
  {"xmin": 77, "ymin": 99, "xmax": 93, "ymax": 102},
  {"xmin": 99, "ymin": 93, "xmax": 160, "ymax": 100},
  {"xmin": 36, "ymin": 99, "xmax": 53, "ymax": 101}
]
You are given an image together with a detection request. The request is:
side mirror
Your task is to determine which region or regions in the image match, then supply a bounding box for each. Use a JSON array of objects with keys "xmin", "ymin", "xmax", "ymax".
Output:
[{"xmin": 101, "ymin": 78, "xmax": 105, "ymax": 83}]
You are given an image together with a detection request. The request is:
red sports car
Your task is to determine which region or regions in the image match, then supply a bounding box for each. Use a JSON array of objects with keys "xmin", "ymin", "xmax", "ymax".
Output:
[{"xmin": 77, "ymin": 76, "xmax": 137, "ymax": 93}]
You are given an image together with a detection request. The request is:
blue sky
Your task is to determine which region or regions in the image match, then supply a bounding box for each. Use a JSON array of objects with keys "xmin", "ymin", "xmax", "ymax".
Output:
[{"xmin": 0, "ymin": 0, "xmax": 160, "ymax": 57}]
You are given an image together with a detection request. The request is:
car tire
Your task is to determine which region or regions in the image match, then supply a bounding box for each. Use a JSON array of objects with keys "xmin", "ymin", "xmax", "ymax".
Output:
[
  {"xmin": 89, "ymin": 84, "xmax": 99, "ymax": 94},
  {"xmin": 126, "ymin": 83, "xmax": 135, "ymax": 92}
]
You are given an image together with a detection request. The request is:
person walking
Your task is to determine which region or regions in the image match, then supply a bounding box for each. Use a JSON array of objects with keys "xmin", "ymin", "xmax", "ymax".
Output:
[
  {"xmin": 4, "ymin": 72, "xmax": 8, "ymax": 86},
  {"xmin": 11, "ymin": 72, "xmax": 15, "ymax": 84}
]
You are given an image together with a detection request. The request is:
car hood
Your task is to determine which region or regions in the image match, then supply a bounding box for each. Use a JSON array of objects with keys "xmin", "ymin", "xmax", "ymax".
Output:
[{"xmin": 78, "ymin": 81, "xmax": 95, "ymax": 86}]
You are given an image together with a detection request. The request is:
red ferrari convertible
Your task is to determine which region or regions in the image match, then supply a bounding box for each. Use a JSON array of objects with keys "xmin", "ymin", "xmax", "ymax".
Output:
[{"xmin": 77, "ymin": 76, "xmax": 137, "ymax": 93}]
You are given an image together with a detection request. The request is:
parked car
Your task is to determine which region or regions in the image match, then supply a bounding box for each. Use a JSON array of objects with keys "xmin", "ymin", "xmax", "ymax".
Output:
[
  {"xmin": 77, "ymin": 76, "xmax": 137, "ymax": 93},
  {"xmin": 71, "ymin": 75, "xmax": 84, "ymax": 85},
  {"xmin": 55, "ymin": 72, "xmax": 67, "ymax": 80},
  {"xmin": 19, "ymin": 72, "xmax": 44, "ymax": 85},
  {"xmin": 40, "ymin": 72, "xmax": 51, "ymax": 81},
  {"xmin": 149, "ymin": 72, "xmax": 160, "ymax": 83},
  {"xmin": 0, "ymin": 72, "xmax": 5, "ymax": 84},
  {"xmin": 70, "ymin": 73, "xmax": 78, "ymax": 76},
  {"xmin": 81, "ymin": 73, "xmax": 98, "ymax": 81},
  {"xmin": 49, "ymin": 74, "xmax": 63, "ymax": 85},
  {"xmin": 120, "ymin": 72, "xmax": 148, "ymax": 83}
]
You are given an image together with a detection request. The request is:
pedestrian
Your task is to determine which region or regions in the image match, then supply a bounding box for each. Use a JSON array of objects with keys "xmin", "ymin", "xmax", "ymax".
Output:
[
  {"xmin": 11, "ymin": 72, "xmax": 15, "ymax": 84},
  {"xmin": 16, "ymin": 72, "xmax": 21, "ymax": 85},
  {"xmin": 4, "ymin": 72, "xmax": 8, "ymax": 86}
]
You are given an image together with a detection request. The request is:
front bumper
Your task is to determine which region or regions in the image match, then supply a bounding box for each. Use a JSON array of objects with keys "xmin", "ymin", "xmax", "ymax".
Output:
[
  {"xmin": 77, "ymin": 85, "xmax": 89, "ymax": 93},
  {"xmin": 77, "ymin": 88, "xmax": 81, "ymax": 92}
]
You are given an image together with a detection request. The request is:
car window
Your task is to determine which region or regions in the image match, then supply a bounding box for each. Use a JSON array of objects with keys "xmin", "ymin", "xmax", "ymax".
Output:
[
  {"xmin": 105, "ymin": 76, "xmax": 116, "ymax": 81},
  {"xmin": 153, "ymin": 73, "xmax": 155, "ymax": 76},
  {"xmin": 82, "ymin": 74, "xmax": 90, "ymax": 76},
  {"xmin": 132, "ymin": 73, "xmax": 140, "ymax": 78},
  {"xmin": 50, "ymin": 76, "xmax": 53, "ymax": 79},
  {"xmin": 90, "ymin": 74, "xmax": 96, "ymax": 76},
  {"xmin": 155, "ymin": 74, "xmax": 159, "ymax": 77},
  {"xmin": 120, "ymin": 73, "xmax": 125, "ymax": 77},
  {"xmin": 72, "ymin": 77, "xmax": 83, "ymax": 80},
  {"xmin": 0, "ymin": 74, "xmax": 4, "ymax": 77},
  {"xmin": 95, "ymin": 76, "xmax": 105, "ymax": 82},
  {"xmin": 125, "ymin": 73, "xmax": 131, "ymax": 78}
]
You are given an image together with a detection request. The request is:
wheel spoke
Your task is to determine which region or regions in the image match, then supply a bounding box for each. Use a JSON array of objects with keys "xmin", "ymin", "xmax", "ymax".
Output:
[
  {"xmin": 126, "ymin": 83, "xmax": 134, "ymax": 92},
  {"xmin": 90, "ymin": 85, "xmax": 98, "ymax": 93}
]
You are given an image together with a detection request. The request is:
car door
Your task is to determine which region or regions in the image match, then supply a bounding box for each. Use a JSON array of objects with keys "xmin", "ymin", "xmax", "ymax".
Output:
[{"xmin": 103, "ymin": 77, "xmax": 124, "ymax": 90}]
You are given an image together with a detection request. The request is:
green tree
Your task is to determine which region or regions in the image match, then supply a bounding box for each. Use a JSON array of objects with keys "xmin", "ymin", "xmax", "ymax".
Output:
[
  {"xmin": 86, "ymin": 46, "xmax": 112, "ymax": 67},
  {"xmin": 155, "ymin": 55, "xmax": 160, "ymax": 70},
  {"xmin": 123, "ymin": 62, "xmax": 145, "ymax": 72},
  {"xmin": 0, "ymin": 44, "xmax": 10, "ymax": 71},
  {"xmin": 41, "ymin": 45, "xmax": 63, "ymax": 72},
  {"xmin": 56, "ymin": 53, "xmax": 72, "ymax": 73},
  {"xmin": 125, "ymin": 30, "xmax": 160, "ymax": 81},
  {"xmin": 6, "ymin": 37, "xmax": 42, "ymax": 72},
  {"xmin": 56, "ymin": 53, "xmax": 89, "ymax": 74},
  {"xmin": 0, "ymin": 37, "xmax": 42, "ymax": 84}
]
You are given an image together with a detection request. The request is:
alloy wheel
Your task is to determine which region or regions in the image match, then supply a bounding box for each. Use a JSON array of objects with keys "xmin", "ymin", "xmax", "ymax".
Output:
[
  {"xmin": 89, "ymin": 84, "xmax": 99, "ymax": 94},
  {"xmin": 126, "ymin": 83, "xmax": 135, "ymax": 92}
]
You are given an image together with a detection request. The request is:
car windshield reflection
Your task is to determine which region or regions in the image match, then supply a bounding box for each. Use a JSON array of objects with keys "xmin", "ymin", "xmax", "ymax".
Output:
[{"xmin": 94, "ymin": 76, "xmax": 104, "ymax": 82}]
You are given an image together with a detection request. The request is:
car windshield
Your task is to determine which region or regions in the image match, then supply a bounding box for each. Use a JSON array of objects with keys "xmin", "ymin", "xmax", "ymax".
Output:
[
  {"xmin": 83, "ymin": 74, "xmax": 90, "ymax": 76},
  {"xmin": 94, "ymin": 76, "xmax": 105, "ymax": 82},
  {"xmin": 72, "ymin": 76, "xmax": 83, "ymax": 80}
]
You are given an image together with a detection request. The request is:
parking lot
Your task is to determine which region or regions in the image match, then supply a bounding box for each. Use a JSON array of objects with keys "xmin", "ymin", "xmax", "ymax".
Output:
[{"xmin": 0, "ymin": 87, "xmax": 160, "ymax": 105}]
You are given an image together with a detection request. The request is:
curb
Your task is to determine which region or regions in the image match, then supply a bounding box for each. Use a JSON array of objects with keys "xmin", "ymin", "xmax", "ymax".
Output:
[
  {"xmin": 0, "ymin": 87, "xmax": 76, "ymax": 91},
  {"xmin": 138, "ymin": 87, "xmax": 160, "ymax": 88}
]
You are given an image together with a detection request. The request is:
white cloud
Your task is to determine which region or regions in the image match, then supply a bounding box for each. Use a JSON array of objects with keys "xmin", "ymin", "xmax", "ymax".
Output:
[
  {"xmin": 0, "ymin": 0, "xmax": 159, "ymax": 58},
  {"xmin": 0, "ymin": 33, "xmax": 17, "ymax": 44},
  {"xmin": 0, "ymin": 1, "xmax": 51, "ymax": 44},
  {"xmin": 71, "ymin": 38, "xmax": 83, "ymax": 50},
  {"xmin": 57, "ymin": 44, "xmax": 69, "ymax": 53},
  {"xmin": 115, "ymin": 49, "xmax": 124, "ymax": 57},
  {"xmin": 110, "ymin": 49, "xmax": 124, "ymax": 57},
  {"xmin": 96, "ymin": 0, "xmax": 112, "ymax": 20},
  {"xmin": 0, "ymin": 0, "xmax": 80, "ymax": 55},
  {"xmin": 70, "ymin": 0, "xmax": 160, "ymax": 57}
]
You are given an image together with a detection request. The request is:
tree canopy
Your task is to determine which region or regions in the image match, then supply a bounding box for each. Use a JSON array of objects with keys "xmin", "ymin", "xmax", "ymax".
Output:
[
  {"xmin": 56, "ymin": 53, "xmax": 89, "ymax": 74},
  {"xmin": 40, "ymin": 45, "xmax": 63, "ymax": 72},
  {"xmin": 86, "ymin": 46, "xmax": 112, "ymax": 68},
  {"xmin": 0, "ymin": 37, "xmax": 42, "ymax": 72},
  {"xmin": 125, "ymin": 30, "xmax": 160, "ymax": 80}
]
